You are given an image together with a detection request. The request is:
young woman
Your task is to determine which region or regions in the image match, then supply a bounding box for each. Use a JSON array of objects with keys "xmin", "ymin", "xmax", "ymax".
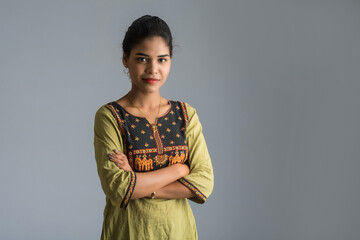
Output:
[{"xmin": 94, "ymin": 15, "xmax": 214, "ymax": 240}]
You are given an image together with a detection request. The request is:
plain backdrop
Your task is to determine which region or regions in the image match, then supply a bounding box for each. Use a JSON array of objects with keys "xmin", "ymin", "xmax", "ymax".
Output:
[{"xmin": 1, "ymin": 0, "xmax": 360, "ymax": 239}]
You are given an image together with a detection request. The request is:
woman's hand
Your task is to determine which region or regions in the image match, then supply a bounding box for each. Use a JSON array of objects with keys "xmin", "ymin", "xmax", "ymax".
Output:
[{"xmin": 108, "ymin": 150, "xmax": 133, "ymax": 172}]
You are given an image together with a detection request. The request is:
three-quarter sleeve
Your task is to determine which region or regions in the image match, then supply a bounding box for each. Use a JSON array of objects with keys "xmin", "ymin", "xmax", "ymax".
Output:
[
  {"xmin": 94, "ymin": 105, "xmax": 136, "ymax": 210},
  {"xmin": 178, "ymin": 103, "xmax": 214, "ymax": 203}
]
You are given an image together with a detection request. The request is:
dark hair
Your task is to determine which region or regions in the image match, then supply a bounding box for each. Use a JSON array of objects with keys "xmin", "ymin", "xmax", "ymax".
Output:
[{"xmin": 122, "ymin": 15, "xmax": 173, "ymax": 58}]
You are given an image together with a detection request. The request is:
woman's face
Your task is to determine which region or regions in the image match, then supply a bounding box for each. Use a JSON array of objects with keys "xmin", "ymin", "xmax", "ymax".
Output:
[{"xmin": 123, "ymin": 36, "xmax": 171, "ymax": 94}]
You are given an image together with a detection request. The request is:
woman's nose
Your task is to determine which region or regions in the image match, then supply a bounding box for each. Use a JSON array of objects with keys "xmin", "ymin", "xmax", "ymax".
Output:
[{"xmin": 145, "ymin": 61, "xmax": 158, "ymax": 74}]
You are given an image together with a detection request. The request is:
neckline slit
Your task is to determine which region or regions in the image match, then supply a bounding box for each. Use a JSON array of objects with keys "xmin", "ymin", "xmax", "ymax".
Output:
[{"xmin": 112, "ymin": 100, "xmax": 173, "ymax": 121}]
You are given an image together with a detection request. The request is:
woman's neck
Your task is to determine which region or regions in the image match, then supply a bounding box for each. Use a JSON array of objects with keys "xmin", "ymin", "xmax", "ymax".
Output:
[{"xmin": 127, "ymin": 89, "xmax": 161, "ymax": 110}]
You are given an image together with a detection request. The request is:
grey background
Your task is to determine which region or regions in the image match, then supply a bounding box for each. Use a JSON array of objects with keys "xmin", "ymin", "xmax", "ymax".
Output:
[{"xmin": 1, "ymin": 0, "xmax": 359, "ymax": 239}]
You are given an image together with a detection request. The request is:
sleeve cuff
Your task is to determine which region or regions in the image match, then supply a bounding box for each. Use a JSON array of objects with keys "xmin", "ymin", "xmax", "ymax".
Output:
[
  {"xmin": 178, "ymin": 178, "xmax": 207, "ymax": 203},
  {"xmin": 120, "ymin": 171, "xmax": 136, "ymax": 209}
]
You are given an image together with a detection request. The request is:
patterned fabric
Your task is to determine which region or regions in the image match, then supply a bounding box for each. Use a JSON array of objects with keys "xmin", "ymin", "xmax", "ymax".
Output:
[
  {"xmin": 120, "ymin": 171, "xmax": 136, "ymax": 209},
  {"xmin": 107, "ymin": 101, "xmax": 189, "ymax": 172},
  {"xmin": 178, "ymin": 178, "xmax": 207, "ymax": 202},
  {"xmin": 179, "ymin": 101, "xmax": 189, "ymax": 127}
]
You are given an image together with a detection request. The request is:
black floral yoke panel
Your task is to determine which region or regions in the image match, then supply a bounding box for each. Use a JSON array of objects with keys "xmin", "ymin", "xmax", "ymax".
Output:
[{"xmin": 107, "ymin": 101, "xmax": 189, "ymax": 172}]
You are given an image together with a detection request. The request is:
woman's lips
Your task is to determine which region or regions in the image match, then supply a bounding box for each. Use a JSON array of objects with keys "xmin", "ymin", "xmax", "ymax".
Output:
[{"xmin": 143, "ymin": 78, "xmax": 159, "ymax": 84}]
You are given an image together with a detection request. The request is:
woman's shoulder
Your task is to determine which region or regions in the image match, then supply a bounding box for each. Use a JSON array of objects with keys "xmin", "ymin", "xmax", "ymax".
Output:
[{"xmin": 94, "ymin": 102, "xmax": 117, "ymax": 120}]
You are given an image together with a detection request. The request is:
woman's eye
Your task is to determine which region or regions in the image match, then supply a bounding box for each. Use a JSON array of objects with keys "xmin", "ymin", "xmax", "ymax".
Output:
[
  {"xmin": 137, "ymin": 57, "xmax": 147, "ymax": 62},
  {"xmin": 158, "ymin": 58, "xmax": 166, "ymax": 63}
]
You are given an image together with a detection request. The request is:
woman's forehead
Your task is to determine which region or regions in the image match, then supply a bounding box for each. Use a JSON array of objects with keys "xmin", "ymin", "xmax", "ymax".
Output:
[{"xmin": 131, "ymin": 36, "xmax": 170, "ymax": 56}]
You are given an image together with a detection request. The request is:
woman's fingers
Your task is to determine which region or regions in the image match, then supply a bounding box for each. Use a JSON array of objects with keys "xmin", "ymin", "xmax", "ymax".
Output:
[
  {"xmin": 108, "ymin": 150, "xmax": 132, "ymax": 171},
  {"xmin": 109, "ymin": 150, "xmax": 128, "ymax": 162},
  {"xmin": 108, "ymin": 152, "xmax": 128, "ymax": 168},
  {"xmin": 109, "ymin": 150, "xmax": 127, "ymax": 158},
  {"xmin": 109, "ymin": 156, "xmax": 125, "ymax": 166},
  {"xmin": 108, "ymin": 154, "xmax": 126, "ymax": 162},
  {"xmin": 113, "ymin": 149, "xmax": 126, "ymax": 156}
]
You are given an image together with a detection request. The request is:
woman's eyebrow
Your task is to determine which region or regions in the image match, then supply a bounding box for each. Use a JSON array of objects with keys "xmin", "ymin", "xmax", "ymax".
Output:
[
  {"xmin": 135, "ymin": 52, "xmax": 169, "ymax": 57},
  {"xmin": 135, "ymin": 53, "xmax": 149, "ymax": 57}
]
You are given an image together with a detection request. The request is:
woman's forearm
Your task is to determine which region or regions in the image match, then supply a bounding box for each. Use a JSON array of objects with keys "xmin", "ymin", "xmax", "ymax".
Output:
[
  {"xmin": 154, "ymin": 181, "xmax": 195, "ymax": 199},
  {"xmin": 131, "ymin": 164, "xmax": 189, "ymax": 199}
]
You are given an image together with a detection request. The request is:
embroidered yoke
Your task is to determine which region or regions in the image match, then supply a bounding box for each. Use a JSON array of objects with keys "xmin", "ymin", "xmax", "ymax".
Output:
[{"xmin": 107, "ymin": 100, "xmax": 189, "ymax": 172}]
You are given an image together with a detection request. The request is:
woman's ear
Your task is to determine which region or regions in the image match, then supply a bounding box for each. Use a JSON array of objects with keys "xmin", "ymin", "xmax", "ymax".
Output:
[{"xmin": 122, "ymin": 53, "xmax": 129, "ymax": 68}]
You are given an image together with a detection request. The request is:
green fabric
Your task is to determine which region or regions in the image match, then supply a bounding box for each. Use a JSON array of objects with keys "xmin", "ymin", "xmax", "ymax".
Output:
[{"xmin": 94, "ymin": 102, "xmax": 214, "ymax": 240}]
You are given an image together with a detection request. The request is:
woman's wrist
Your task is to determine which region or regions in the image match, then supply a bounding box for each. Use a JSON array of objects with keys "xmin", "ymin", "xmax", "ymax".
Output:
[{"xmin": 152, "ymin": 181, "xmax": 195, "ymax": 199}]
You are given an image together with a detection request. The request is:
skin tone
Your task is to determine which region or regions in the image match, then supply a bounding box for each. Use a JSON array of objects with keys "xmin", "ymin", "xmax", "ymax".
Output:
[{"xmin": 108, "ymin": 36, "xmax": 195, "ymax": 200}]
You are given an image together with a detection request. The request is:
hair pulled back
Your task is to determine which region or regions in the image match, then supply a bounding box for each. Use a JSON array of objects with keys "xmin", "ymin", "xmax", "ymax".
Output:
[{"xmin": 122, "ymin": 15, "xmax": 173, "ymax": 58}]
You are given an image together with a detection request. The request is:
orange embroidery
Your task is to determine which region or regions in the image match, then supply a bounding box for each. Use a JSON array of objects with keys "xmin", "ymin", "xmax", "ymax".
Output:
[
  {"xmin": 151, "ymin": 124, "xmax": 167, "ymax": 165},
  {"xmin": 154, "ymin": 154, "xmax": 168, "ymax": 166},
  {"xmin": 129, "ymin": 145, "xmax": 188, "ymax": 169},
  {"xmin": 178, "ymin": 178, "xmax": 206, "ymax": 203},
  {"xmin": 169, "ymin": 151, "xmax": 186, "ymax": 165},
  {"xmin": 120, "ymin": 171, "xmax": 136, "ymax": 209},
  {"xmin": 135, "ymin": 154, "xmax": 153, "ymax": 171},
  {"xmin": 106, "ymin": 104, "xmax": 126, "ymax": 135},
  {"xmin": 111, "ymin": 102, "xmax": 191, "ymax": 173},
  {"xmin": 164, "ymin": 145, "xmax": 188, "ymax": 152},
  {"xmin": 179, "ymin": 102, "xmax": 189, "ymax": 127},
  {"xmin": 106, "ymin": 104, "xmax": 128, "ymax": 155}
]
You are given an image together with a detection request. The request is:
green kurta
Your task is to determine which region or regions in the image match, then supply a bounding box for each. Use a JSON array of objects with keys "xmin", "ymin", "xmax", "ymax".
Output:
[{"xmin": 94, "ymin": 101, "xmax": 214, "ymax": 240}]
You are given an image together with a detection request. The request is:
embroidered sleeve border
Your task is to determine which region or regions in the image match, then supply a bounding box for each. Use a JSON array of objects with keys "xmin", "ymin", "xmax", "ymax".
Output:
[
  {"xmin": 178, "ymin": 178, "xmax": 207, "ymax": 203},
  {"xmin": 179, "ymin": 101, "xmax": 189, "ymax": 127},
  {"xmin": 106, "ymin": 103, "xmax": 126, "ymax": 135},
  {"xmin": 120, "ymin": 171, "xmax": 136, "ymax": 209}
]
